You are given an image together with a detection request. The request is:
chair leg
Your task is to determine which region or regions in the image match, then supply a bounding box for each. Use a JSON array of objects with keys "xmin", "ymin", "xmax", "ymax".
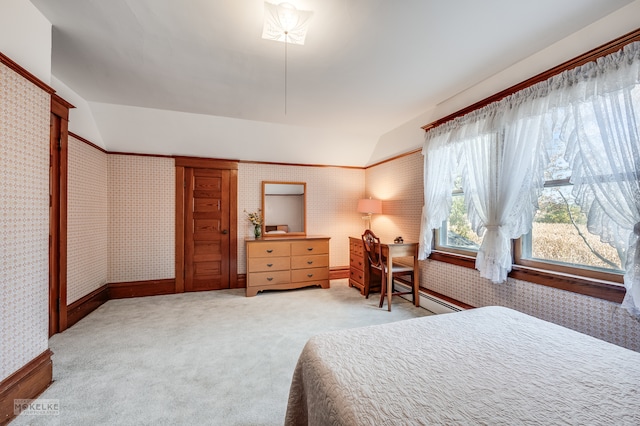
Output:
[
  {"xmin": 378, "ymin": 271, "xmax": 386, "ymax": 309},
  {"xmin": 411, "ymin": 272, "xmax": 420, "ymax": 306}
]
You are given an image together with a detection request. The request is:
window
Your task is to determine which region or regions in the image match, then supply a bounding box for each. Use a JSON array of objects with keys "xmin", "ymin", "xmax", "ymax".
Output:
[
  {"xmin": 515, "ymin": 125, "xmax": 624, "ymax": 282},
  {"xmin": 435, "ymin": 126, "xmax": 624, "ymax": 283},
  {"xmin": 421, "ymin": 38, "xmax": 640, "ymax": 309},
  {"xmin": 435, "ymin": 178, "xmax": 481, "ymax": 254}
]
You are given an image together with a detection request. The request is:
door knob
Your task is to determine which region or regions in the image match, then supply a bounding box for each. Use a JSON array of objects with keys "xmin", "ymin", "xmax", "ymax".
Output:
[{"xmin": 222, "ymin": 229, "xmax": 228, "ymax": 234}]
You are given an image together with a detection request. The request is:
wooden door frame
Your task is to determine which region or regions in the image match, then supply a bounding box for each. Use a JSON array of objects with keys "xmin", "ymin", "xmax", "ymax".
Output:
[
  {"xmin": 175, "ymin": 156, "xmax": 239, "ymax": 292},
  {"xmin": 49, "ymin": 94, "xmax": 72, "ymax": 336}
]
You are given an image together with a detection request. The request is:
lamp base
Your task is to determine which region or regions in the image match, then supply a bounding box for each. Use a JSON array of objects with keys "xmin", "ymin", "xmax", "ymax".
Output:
[{"xmin": 362, "ymin": 214, "xmax": 372, "ymax": 230}]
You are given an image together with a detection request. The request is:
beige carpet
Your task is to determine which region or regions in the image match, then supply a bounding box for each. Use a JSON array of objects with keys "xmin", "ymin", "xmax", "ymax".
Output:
[{"xmin": 12, "ymin": 279, "xmax": 430, "ymax": 426}]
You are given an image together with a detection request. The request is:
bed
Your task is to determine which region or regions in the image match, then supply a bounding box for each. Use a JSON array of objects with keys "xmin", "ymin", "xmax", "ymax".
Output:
[{"xmin": 285, "ymin": 306, "xmax": 640, "ymax": 425}]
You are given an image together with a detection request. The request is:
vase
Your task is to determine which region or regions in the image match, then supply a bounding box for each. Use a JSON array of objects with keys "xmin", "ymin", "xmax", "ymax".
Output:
[{"xmin": 254, "ymin": 224, "xmax": 261, "ymax": 239}]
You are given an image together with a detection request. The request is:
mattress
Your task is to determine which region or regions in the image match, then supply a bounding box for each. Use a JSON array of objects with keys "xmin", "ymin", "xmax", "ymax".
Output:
[{"xmin": 285, "ymin": 306, "xmax": 640, "ymax": 425}]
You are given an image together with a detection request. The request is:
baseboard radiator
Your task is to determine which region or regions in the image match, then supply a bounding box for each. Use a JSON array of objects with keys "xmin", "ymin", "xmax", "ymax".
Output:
[{"xmin": 393, "ymin": 281, "xmax": 464, "ymax": 314}]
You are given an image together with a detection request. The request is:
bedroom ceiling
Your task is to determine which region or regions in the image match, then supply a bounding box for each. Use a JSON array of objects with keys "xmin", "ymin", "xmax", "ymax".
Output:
[{"xmin": 29, "ymin": 0, "xmax": 635, "ymax": 165}]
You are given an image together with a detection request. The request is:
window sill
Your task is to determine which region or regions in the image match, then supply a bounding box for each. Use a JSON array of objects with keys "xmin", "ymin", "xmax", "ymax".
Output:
[{"xmin": 429, "ymin": 250, "xmax": 625, "ymax": 304}]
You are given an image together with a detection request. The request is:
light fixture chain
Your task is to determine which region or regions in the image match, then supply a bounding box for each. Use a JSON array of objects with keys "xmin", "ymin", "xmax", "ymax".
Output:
[{"xmin": 284, "ymin": 31, "xmax": 288, "ymax": 115}]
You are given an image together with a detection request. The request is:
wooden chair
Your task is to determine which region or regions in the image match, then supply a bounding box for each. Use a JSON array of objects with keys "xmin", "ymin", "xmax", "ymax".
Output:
[{"xmin": 361, "ymin": 230, "xmax": 415, "ymax": 311}]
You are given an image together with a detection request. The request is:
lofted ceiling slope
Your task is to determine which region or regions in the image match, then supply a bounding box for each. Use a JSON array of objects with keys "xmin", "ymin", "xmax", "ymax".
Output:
[{"xmin": 30, "ymin": 0, "xmax": 635, "ymax": 166}]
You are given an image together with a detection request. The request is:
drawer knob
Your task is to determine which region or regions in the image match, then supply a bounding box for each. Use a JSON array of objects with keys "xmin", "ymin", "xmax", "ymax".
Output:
[
  {"xmin": 307, "ymin": 261, "xmax": 313, "ymax": 265},
  {"xmin": 307, "ymin": 273, "xmax": 313, "ymax": 277},
  {"xmin": 267, "ymin": 263, "xmax": 273, "ymax": 267},
  {"xmin": 307, "ymin": 247, "xmax": 313, "ymax": 251},
  {"xmin": 267, "ymin": 277, "xmax": 273, "ymax": 281},
  {"xmin": 266, "ymin": 249, "xmax": 273, "ymax": 253}
]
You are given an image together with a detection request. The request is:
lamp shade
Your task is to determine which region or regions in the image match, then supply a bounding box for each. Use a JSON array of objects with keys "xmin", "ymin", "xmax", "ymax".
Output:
[{"xmin": 357, "ymin": 198, "xmax": 382, "ymax": 214}]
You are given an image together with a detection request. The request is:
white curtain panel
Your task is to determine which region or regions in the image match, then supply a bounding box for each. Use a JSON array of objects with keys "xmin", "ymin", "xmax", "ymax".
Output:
[
  {"xmin": 562, "ymin": 41, "xmax": 640, "ymax": 316},
  {"xmin": 418, "ymin": 133, "xmax": 459, "ymax": 260},
  {"xmin": 461, "ymin": 120, "xmax": 544, "ymax": 283}
]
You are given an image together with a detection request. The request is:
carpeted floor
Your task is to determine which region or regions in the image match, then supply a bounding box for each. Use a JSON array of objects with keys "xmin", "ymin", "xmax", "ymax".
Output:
[{"xmin": 12, "ymin": 279, "xmax": 430, "ymax": 426}]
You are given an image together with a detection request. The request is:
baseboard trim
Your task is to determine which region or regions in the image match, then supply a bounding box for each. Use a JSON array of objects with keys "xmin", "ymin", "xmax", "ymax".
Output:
[
  {"xmin": 108, "ymin": 279, "xmax": 176, "ymax": 299},
  {"xmin": 330, "ymin": 266, "xmax": 350, "ymax": 280},
  {"xmin": 234, "ymin": 274, "xmax": 246, "ymax": 289},
  {"xmin": 67, "ymin": 284, "xmax": 109, "ymax": 328},
  {"xmin": 0, "ymin": 350, "xmax": 53, "ymax": 425}
]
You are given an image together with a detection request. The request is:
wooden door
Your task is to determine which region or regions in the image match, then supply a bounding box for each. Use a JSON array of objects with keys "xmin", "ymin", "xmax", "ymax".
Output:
[
  {"xmin": 184, "ymin": 168, "xmax": 231, "ymax": 291},
  {"xmin": 49, "ymin": 95, "xmax": 71, "ymax": 336}
]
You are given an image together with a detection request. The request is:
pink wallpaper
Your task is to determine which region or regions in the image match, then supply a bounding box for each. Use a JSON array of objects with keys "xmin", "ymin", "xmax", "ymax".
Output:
[
  {"xmin": 0, "ymin": 62, "xmax": 50, "ymax": 381},
  {"xmin": 238, "ymin": 163, "xmax": 365, "ymax": 273},
  {"xmin": 367, "ymin": 151, "xmax": 640, "ymax": 352},
  {"xmin": 107, "ymin": 155, "xmax": 175, "ymax": 283},
  {"xmin": 67, "ymin": 136, "xmax": 108, "ymax": 303}
]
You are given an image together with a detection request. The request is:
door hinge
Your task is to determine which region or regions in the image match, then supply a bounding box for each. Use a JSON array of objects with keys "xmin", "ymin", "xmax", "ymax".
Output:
[
  {"xmin": 57, "ymin": 137, "xmax": 62, "ymax": 151},
  {"xmin": 57, "ymin": 297, "xmax": 61, "ymax": 313}
]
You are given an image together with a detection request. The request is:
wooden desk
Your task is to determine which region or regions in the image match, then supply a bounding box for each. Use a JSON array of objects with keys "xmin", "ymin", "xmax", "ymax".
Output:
[
  {"xmin": 349, "ymin": 237, "xmax": 420, "ymax": 310},
  {"xmin": 380, "ymin": 242, "xmax": 420, "ymax": 310}
]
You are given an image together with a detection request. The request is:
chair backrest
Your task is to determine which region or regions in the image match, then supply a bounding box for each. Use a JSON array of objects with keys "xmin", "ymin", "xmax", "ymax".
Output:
[{"xmin": 362, "ymin": 230, "xmax": 383, "ymax": 269}]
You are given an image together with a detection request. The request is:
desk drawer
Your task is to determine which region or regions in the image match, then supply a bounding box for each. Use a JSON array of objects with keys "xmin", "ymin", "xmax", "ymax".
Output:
[
  {"xmin": 247, "ymin": 241, "xmax": 291, "ymax": 257},
  {"xmin": 350, "ymin": 254, "xmax": 365, "ymax": 272},
  {"xmin": 350, "ymin": 240, "xmax": 364, "ymax": 257},
  {"xmin": 248, "ymin": 256, "xmax": 290, "ymax": 273},
  {"xmin": 349, "ymin": 268, "xmax": 365, "ymax": 285},
  {"xmin": 247, "ymin": 270, "xmax": 290, "ymax": 287},
  {"xmin": 291, "ymin": 254, "xmax": 329, "ymax": 270},
  {"xmin": 291, "ymin": 240, "xmax": 329, "ymax": 256},
  {"xmin": 292, "ymin": 267, "xmax": 329, "ymax": 283}
]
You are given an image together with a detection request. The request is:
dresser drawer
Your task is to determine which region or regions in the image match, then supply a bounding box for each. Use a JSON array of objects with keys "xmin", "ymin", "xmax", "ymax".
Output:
[
  {"xmin": 291, "ymin": 240, "xmax": 329, "ymax": 256},
  {"xmin": 248, "ymin": 256, "xmax": 290, "ymax": 273},
  {"xmin": 291, "ymin": 254, "xmax": 329, "ymax": 270},
  {"xmin": 292, "ymin": 267, "xmax": 329, "ymax": 283},
  {"xmin": 247, "ymin": 270, "xmax": 290, "ymax": 287},
  {"xmin": 349, "ymin": 268, "xmax": 365, "ymax": 285},
  {"xmin": 247, "ymin": 241, "xmax": 291, "ymax": 257},
  {"xmin": 350, "ymin": 254, "xmax": 365, "ymax": 272}
]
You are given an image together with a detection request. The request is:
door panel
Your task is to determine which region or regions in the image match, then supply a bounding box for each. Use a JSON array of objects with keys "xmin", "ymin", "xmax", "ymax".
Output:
[{"xmin": 184, "ymin": 168, "xmax": 230, "ymax": 291}]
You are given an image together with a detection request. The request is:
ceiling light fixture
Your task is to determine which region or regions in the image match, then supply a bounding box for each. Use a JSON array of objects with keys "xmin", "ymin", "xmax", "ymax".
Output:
[{"xmin": 262, "ymin": 2, "xmax": 313, "ymax": 115}]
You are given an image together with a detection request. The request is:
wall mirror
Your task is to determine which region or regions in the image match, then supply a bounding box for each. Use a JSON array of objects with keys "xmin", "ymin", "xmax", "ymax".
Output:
[{"xmin": 262, "ymin": 181, "xmax": 306, "ymax": 237}]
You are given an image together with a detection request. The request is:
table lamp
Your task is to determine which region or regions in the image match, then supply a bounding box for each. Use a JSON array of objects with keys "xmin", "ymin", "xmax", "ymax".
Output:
[{"xmin": 357, "ymin": 198, "xmax": 382, "ymax": 230}]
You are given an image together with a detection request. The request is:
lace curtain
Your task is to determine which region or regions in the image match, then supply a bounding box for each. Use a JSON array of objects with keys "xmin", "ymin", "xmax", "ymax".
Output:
[
  {"xmin": 419, "ymin": 40, "xmax": 640, "ymax": 314},
  {"xmin": 460, "ymin": 105, "xmax": 546, "ymax": 283},
  {"xmin": 561, "ymin": 41, "xmax": 640, "ymax": 316},
  {"xmin": 418, "ymin": 132, "xmax": 459, "ymax": 260}
]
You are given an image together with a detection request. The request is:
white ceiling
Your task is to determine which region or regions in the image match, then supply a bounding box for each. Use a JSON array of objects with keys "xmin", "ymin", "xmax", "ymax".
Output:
[{"xmin": 30, "ymin": 0, "xmax": 635, "ymax": 166}]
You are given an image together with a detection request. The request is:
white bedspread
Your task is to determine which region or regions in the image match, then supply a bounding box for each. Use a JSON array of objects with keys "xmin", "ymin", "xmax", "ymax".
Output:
[{"xmin": 285, "ymin": 306, "xmax": 640, "ymax": 425}]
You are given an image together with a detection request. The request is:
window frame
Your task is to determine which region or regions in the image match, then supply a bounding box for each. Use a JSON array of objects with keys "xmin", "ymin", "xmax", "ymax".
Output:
[
  {"xmin": 514, "ymin": 178, "xmax": 624, "ymax": 284},
  {"xmin": 433, "ymin": 178, "xmax": 625, "ymax": 303}
]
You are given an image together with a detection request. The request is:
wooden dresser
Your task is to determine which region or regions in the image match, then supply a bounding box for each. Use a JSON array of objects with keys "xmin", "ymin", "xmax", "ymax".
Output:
[{"xmin": 246, "ymin": 236, "xmax": 330, "ymax": 297}]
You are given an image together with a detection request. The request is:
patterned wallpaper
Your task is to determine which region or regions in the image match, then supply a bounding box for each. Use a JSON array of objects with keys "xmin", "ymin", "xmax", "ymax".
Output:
[
  {"xmin": 238, "ymin": 163, "xmax": 365, "ymax": 273},
  {"xmin": 367, "ymin": 150, "xmax": 640, "ymax": 351},
  {"xmin": 107, "ymin": 155, "xmax": 175, "ymax": 283},
  {"xmin": 0, "ymin": 62, "xmax": 50, "ymax": 381},
  {"xmin": 67, "ymin": 136, "xmax": 108, "ymax": 304}
]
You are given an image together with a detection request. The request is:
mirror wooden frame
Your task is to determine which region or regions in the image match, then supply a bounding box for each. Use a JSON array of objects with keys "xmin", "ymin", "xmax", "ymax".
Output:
[{"xmin": 261, "ymin": 181, "xmax": 306, "ymax": 237}]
